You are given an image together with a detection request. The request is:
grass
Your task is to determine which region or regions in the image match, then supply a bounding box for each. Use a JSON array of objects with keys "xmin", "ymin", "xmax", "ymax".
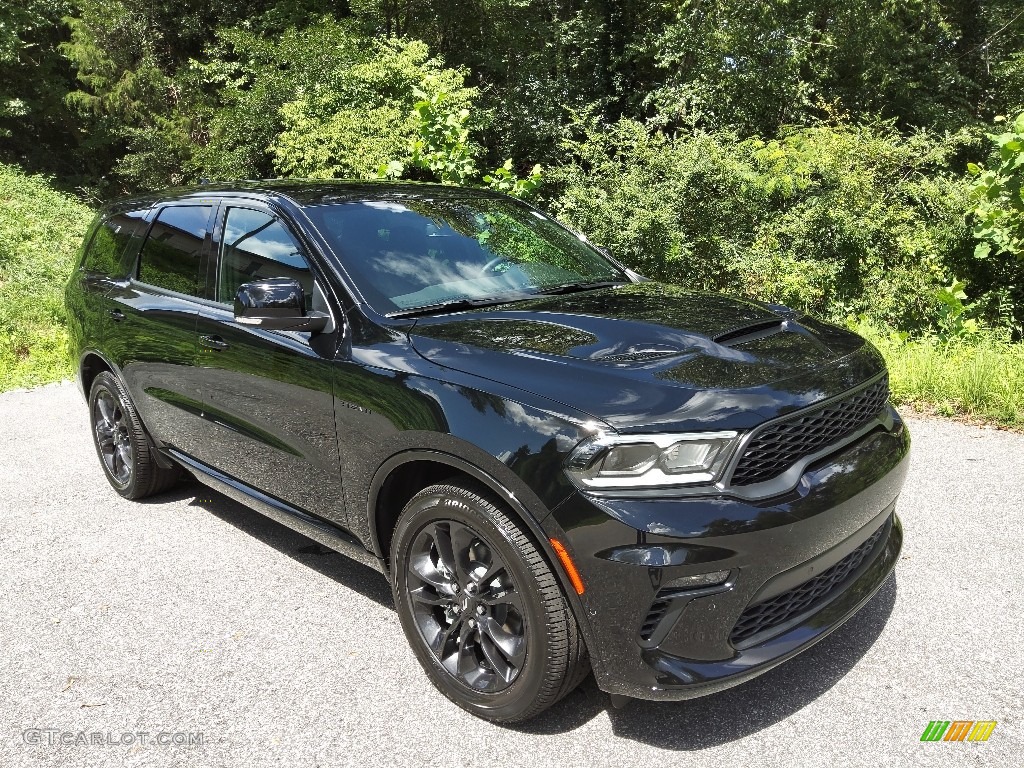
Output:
[
  {"xmin": 864, "ymin": 329, "xmax": 1024, "ymax": 428},
  {"xmin": 0, "ymin": 165, "xmax": 94, "ymax": 390}
]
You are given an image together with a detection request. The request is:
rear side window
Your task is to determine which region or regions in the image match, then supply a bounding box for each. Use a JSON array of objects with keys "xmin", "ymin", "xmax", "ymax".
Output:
[
  {"xmin": 217, "ymin": 207, "xmax": 314, "ymax": 309},
  {"xmin": 138, "ymin": 205, "xmax": 213, "ymax": 296},
  {"xmin": 83, "ymin": 210, "xmax": 147, "ymax": 277}
]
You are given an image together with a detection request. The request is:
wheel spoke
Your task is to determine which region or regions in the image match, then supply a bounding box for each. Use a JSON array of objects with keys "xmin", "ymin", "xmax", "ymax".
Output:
[
  {"xmin": 448, "ymin": 522, "xmax": 476, "ymax": 585},
  {"xmin": 454, "ymin": 621, "xmax": 477, "ymax": 679},
  {"xmin": 116, "ymin": 443, "xmax": 131, "ymax": 471},
  {"xmin": 95, "ymin": 426, "xmax": 115, "ymax": 448},
  {"xmin": 478, "ymin": 632, "xmax": 516, "ymax": 683},
  {"xmin": 437, "ymin": 615, "xmax": 464, "ymax": 654},
  {"xmin": 430, "ymin": 524, "xmax": 460, "ymax": 584},
  {"xmin": 409, "ymin": 551, "xmax": 452, "ymax": 591},
  {"xmin": 96, "ymin": 395, "xmax": 115, "ymax": 426},
  {"xmin": 478, "ymin": 616, "xmax": 526, "ymax": 665},
  {"xmin": 438, "ymin": 617, "xmax": 468, "ymax": 670},
  {"xmin": 481, "ymin": 587, "xmax": 524, "ymax": 613},
  {"xmin": 408, "ymin": 585, "xmax": 448, "ymax": 606},
  {"xmin": 472, "ymin": 556, "xmax": 506, "ymax": 586}
]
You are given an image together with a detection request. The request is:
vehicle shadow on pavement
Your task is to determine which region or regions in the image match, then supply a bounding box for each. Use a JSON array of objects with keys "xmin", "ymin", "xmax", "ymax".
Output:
[
  {"xmin": 151, "ymin": 480, "xmax": 394, "ymax": 609},
  {"xmin": 150, "ymin": 481, "xmax": 897, "ymax": 747},
  {"xmin": 523, "ymin": 575, "xmax": 898, "ymax": 745}
]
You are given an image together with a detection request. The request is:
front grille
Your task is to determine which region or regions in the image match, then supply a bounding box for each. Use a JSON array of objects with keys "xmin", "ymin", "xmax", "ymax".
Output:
[
  {"xmin": 730, "ymin": 523, "xmax": 887, "ymax": 647},
  {"xmin": 730, "ymin": 377, "xmax": 889, "ymax": 486}
]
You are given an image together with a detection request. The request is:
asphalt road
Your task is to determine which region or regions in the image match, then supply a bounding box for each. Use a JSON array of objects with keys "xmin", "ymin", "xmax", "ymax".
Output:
[{"xmin": 1, "ymin": 381, "xmax": 1021, "ymax": 767}]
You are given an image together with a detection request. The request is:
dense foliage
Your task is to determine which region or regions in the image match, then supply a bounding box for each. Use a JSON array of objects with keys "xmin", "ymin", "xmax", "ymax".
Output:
[
  {"xmin": 2, "ymin": 1, "xmax": 1024, "ymax": 412},
  {"xmin": 970, "ymin": 113, "xmax": 1024, "ymax": 263},
  {"xmin": 549, "ymin": 119, "xmax": 978, "ymax": 330},
  {"xmin": 0, "ymin": 165, "xmax": 93, "ymax": 389}
]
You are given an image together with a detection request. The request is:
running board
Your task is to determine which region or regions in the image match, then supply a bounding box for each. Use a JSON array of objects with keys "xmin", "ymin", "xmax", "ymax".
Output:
[{"xmin": 165, "ymin": 449, "xmax": 385, "ymax": 574}]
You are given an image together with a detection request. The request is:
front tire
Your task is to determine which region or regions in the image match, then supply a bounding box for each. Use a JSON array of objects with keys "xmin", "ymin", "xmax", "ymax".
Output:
[
  {"xmin": 88, "ymin": 371, "xmax": 180, "ymax": 499},
  {"xmin": 391, "ymin": 480, "xmax": 589, "ymax": 722}
]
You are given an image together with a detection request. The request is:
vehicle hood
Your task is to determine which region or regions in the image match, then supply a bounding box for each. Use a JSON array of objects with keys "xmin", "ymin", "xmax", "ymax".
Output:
[{"xmin": 408, "ymin": 282, "xmax": 886, "ymax": 432}]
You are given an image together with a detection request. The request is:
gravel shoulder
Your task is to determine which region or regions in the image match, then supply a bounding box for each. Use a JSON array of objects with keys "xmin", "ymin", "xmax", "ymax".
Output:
[{"xmin": 1, "ymin": 381, "xmax": 1021, "ymax": 767}]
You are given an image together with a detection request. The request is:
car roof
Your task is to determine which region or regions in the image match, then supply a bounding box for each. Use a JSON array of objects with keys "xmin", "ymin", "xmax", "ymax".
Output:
[{"xmin": 101, "ymin": 179, "xmax": 509, "ymax": 213}]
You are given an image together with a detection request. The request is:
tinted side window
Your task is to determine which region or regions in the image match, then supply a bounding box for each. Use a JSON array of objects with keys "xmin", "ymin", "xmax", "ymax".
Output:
[
  {"xmin": 83, "ymin": 210, "xmax": 147, "ymax": 277},
  {"xmin": 217, "ymin": 207, "xmax": 313, "ymax": 309},
  {"xmin": 138, "ymin": 206, "xmax": 212, "ymax": 296}
]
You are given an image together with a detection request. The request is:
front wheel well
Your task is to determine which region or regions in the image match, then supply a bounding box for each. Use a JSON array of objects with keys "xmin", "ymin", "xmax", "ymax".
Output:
[
  {"xmin": 373, "ymin": 459, "xmax": 472, "ymax": 566},
  {"xmin": 80, "ymin": 353, "xmax": 113, "ymax": 395}
]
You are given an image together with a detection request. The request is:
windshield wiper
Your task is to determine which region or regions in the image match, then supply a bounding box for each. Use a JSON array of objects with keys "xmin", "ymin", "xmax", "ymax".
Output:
[
  {"xmin": 387, "ymin": 294, "xmax": 531, "ymax": 319},
  {"xmin": 534, "ymin": 280, "xmax": 627, "ymax": 296},
  {"xmin": 386, "ymin": 281, "xmax": 625, "ymax": 319}
]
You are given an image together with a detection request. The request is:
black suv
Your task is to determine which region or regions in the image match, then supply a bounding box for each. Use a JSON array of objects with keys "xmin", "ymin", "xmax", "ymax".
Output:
[{"xmin": 66, "ymin": 181, "xmax": 909, "ymax": 722}]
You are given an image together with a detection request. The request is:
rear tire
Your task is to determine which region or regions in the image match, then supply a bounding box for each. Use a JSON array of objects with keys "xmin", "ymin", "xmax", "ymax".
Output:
[
  {"xmin": 391, "ymin": 479, "xmax": 589, "ymax": 722},
  {"xmin": 88, "ymin": 371, "xmax": 180, "ymax": 499}
]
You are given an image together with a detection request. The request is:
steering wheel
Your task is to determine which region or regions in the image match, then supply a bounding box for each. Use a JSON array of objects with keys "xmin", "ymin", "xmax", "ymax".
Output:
[{"xmin": 478, "ymin": 256, "xmax": 515, "ymax": 276}]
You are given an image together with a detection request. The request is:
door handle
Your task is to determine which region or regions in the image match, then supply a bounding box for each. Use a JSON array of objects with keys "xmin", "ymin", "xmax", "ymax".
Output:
[
  {"xmin": 108, "ymin": 309, "xmax": 126, "ymax": 322},
  {"xmin": 200, "ymin": 334, "xmax": 230, "ymax": 351}
]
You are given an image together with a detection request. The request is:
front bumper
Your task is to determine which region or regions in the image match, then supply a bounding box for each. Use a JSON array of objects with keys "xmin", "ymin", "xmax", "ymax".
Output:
[{"xmin": 543, "ymin": 414, "xmax": 910, "ymax": 700}]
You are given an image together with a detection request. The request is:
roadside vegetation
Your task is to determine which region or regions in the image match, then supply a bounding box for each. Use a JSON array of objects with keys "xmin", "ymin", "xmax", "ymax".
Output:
[
  {"xmin": 852, "ymin": 319, "xmax": 1024, "ymax": 427},
  {"xmin": 885, "ymin": 338, "xmax": 1024, "ymax": 426},
  {"xmin": 1, "ymin": 2, "xmax": 1023, "ymax": 426},
  {"xmin": 0, "ymin": 165, "xmax": 92, "ymax": 390}
]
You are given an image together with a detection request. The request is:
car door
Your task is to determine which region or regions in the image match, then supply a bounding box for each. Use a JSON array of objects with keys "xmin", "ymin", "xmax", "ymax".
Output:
[
  {"xmin": 105, "ymin": 202, "xmax": 214, "ymax": 457},
  {"xmin": 190, "ymin": 201, "xmax": 344, "ymax": 523}
]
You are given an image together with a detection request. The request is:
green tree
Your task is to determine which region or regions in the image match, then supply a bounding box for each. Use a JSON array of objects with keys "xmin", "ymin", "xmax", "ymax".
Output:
[
  {"xmin": 967, "ymin": 113, "xmax": 1024, "ymax": 329},
  {"xmin": 550, "ymin": 116, "xmax": 974, "ymax": 332},
  {"xmin": 268, "ymin": 29, "xmax": 474, "ymax": 179},
  {"xmin": 0, "ymin": 1, "xmax": 85, "ymax": 182},
  {"xmin": 647, "ymin": 1, "xmax": 983, "ymax": 136}
]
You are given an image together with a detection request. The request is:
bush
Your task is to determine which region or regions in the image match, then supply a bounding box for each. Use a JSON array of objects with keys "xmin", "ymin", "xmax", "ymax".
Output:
[
  {"xmin": 966, "ymin": 112, "xmax": 1024, "ymax": 330},
  {"xmin": 181, "ymin": 19, "xmax": 476, "ymax": 183},
  {"xmin": 548, "ymin": 118, "xmax": 976, "ymax": 333},
  {"xmin": 88, "ymin": 17, "xmax": 478, "ymax": 188},
  {"xmin": 0, "ymin": 165, "xmax": 93, "ymax": 390},
  {"xmin": 969, "ymin": 112, "xmax": 1024, "ymax": 262},
  {"xmin": 376, "ymin": 89, "xmax": 544, "ymax": 197}
]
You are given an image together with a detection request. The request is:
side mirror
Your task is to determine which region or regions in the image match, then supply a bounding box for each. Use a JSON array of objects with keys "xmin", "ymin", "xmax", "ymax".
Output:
[{"xmin": 234, "ymin": 277, "xmax": 329, "ymax": 332}]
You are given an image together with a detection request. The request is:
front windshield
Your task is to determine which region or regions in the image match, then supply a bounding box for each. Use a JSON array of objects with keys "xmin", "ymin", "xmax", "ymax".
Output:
[{"xmin": 302, "ymin": 197, "xmax": 627, "ymax": 315}]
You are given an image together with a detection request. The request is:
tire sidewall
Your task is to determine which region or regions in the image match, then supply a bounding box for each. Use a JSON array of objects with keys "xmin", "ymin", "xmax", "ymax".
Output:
[{"xmin": 391, "ymin": 486, "xmax": 556, "ymax": 721}]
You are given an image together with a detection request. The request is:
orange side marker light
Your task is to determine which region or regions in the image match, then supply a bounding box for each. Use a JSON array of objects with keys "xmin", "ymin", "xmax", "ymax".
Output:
[{"xmin": 549, "ymin": 538, "xmax": 586, "ymax": 595}]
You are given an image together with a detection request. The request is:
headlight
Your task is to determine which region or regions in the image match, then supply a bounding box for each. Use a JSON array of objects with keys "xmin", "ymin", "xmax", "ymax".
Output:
[{"xmin": 565, "ymin": 431, "xmax": 739, "ymax": 490}]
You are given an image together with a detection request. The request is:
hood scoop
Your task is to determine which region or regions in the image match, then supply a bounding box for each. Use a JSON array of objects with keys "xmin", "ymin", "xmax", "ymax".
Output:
[
  {"xmin": 714, "ymin": 320, "xmax": 787, "ymax": 347},
  {"xmin": 591, "ymin": 320, "xmax": 789, "ymax": 363}
]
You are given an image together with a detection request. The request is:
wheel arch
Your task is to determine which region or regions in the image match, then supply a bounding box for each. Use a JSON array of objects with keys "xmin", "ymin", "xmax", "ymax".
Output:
[
  {"xmin": 79, "ymin": 350, "xmax": 117, "ymax": 397},
  {"xmin": 368, "ymin": 450, "xmax": 549, "ymax": 567},
  {"xmin": 78, "ymin": 350, "xmax": 176, "ymax": 470},
  {"xmin": 368, "ymin": 449, "xmax": 601, "ymax": 675}
]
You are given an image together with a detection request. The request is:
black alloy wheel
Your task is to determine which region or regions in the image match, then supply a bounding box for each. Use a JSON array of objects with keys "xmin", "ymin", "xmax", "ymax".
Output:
[
  {"xmin": 391, "ymin": 480, "xmax": 589, "ymax": 722},
  {"xmin": 406, "ymin": 518, "xmax": 527, "ymax": 692},
  {"xmin": 88, "ymin": 371, "xmax": 180, "ymax": 499},
  {"xmin": 93, "ymin": 387, "xmax": 133, "ymax": 486}
]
